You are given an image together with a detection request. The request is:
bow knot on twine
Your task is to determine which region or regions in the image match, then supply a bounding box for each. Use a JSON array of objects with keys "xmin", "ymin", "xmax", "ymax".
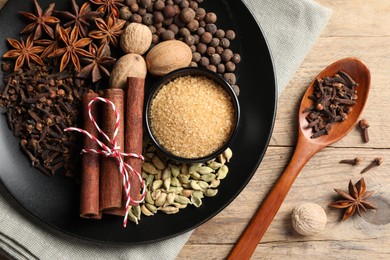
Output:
[{"xmin": 65, "ymin": 97, "xmax": 146, "ymax": 227}]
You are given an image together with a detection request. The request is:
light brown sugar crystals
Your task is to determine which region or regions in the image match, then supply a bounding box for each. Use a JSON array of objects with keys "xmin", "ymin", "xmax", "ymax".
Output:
[{"xmin": 149, "ymin": 76, "xmax": 235, "ymax": 158}]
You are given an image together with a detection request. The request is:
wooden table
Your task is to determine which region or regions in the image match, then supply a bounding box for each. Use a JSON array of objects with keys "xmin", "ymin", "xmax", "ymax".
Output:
[{"xmin": 178, "ymin": 0, "xmax": 390, "ymax": 258}]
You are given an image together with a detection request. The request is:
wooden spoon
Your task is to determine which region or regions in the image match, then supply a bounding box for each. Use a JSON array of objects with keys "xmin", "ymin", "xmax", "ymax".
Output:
[{"xmin": 227, "ymin": 57, "xmax": 371, "ymax": 259}]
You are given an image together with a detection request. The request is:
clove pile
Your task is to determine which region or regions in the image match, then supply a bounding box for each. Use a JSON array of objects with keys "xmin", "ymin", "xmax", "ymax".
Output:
[
  {"xmin": 304, "ymin": 70, "xmax": 358, "ymax": 138},
  {"xmin": 0, "ymin": 62, "xmax": 93, "ymax": 176}
]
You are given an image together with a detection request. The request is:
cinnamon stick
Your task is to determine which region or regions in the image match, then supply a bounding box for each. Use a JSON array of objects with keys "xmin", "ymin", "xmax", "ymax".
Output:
[
  {"xmin": 80, "ymin": 92, "xmax": 101, "ymax": 219},
  {"xmin": 99, "ymin": 89, "xmax": 124, "ymax": 211},
  {"xmin": 125, "ymin": 77, "xmax": 145, "ymax": 204},
  {"xmin": 104, "ymin": 77, "xmax": 145, "ymax": 216}
]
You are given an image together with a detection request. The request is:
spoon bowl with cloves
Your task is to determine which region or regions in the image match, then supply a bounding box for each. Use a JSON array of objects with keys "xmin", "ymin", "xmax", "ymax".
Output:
[{"xmin": 228, "ymin": 57, "xmax": 371, "ymax": 259}]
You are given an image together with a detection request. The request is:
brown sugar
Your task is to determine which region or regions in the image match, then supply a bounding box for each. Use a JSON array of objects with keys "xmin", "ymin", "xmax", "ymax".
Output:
[{"xmin": 149, "ymin": 75, "xmax": 235, "ymax": 158}]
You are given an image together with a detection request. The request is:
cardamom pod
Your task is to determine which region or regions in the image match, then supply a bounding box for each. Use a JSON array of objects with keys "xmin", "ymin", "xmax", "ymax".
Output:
[
  {"xmin": 198, "ymin": 180, "xmax": 209, "ymax": 190},
  {"xmin": 223, "ymin": 148, "xmax": 233, "ymax": 162},
  {"xmin": 145, "ymin": 174, "xmax": 154, "ymax": 188},
  {"xmin": 145, "ymin": 203, "xmax": 158, "ymax": 213},
  {"xmin": 152, "ymin": 155, "xmax": 166, "ymax": 170},
  {"xmin": 209, "ymin": 178, "xmax": 221, "ymax": 188},
  {"xmin": 190, "ymin": 172, "xmax": 201, "ymax": 180},
  {"xmin": 170, "ymin": 165, "xmax": 180, "ymax": 177},
  {"xmin": 189, "ymin": 163, "xmax": 202, "ymax": 173},
  {"xmin": 152, "ymin": 179, "xmax": 163, "ymax": 191},
  {"xmin": 145, "ymin": 190, "xmax": 154, "ymax": 204},
  {"xmin": 170, "ymin": 177, "xmax": 181, "ymax": 187},
  {"xmin": 128, "ymin": 207, "xmax": 139, "ymax": 224},
  {"xmin": 181, "ymin": 189, "xmax": 193, "ymax": 197},
  {"xmin": 208, "ymin": 161, "xmax": 223, "ymax": 170},
  {"xmin": 201, "ymin": 173, "xmax": 216, "ymax": 182},
  {"xmin": 164, "ymin": 177, "xmax": 171, "ymax": 190},
  {"xmin": 204, "ymin": 188, "xmax": 218, "ymax": 197},
  {"xmin": 155, "ymin": 192, "xmax": 168, "ymax": 207},
  {"xmin": 217, "ymin": 165, "xmax": 229, "ymax": 179},
  {"xmin": 191, "ymin": 194, "xmax": 202, "ymax": 208},
  {"xmin": 178, "ymin": 174, "xmax": 190, "ymax": 184},
  {"xmin": 162, "ymin": 168, "xmax": 171, "ymax": 180},
  {"xmin": 159, "ymin": 206, "xmax": 180, "ymax": 214},
  {"xmin": 190, "ymin": 180, "xmax": 202, "ymax": 191},
  {"xmin": 174, "ymin": 195, "xmax": 191, "ymax": 205},
  {"xmin": 132, "ymin": 205, "xmax": 141, "ymax": 220},
  {"xmin": 197, "ymin": 166, "xmax": 214, "ymax": 174},
  {"xmin": 217, "ymin": 153, "xmax": 226, "ymax": 165},
  {"xmin": 168, "ymin": 186, "xmax": 184, "ymax": 194},
  {"xmin": 173, "ymin": 202, "xmax": 188, "ymax": 209},
  {"xmin": 193, "ymin": 190, "xmax": 204, "ymax": 199},
  {"xmin": 166, "ymin": 192, "xmax": 176, "ymax": 205},
  {"xmin": 181, "ymin": 163, "xmax": 189, "ymax": 174},
  {"xmin": 141, "ymin": 204, "xmax": 154, "ymax": 216},
  {"xmin": 142, "ymin": 162, "xmax": 159, "ymax": 175}
]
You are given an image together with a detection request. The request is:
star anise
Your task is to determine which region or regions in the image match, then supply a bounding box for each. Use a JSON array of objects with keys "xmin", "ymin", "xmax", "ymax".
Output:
[
  {"xmin": 330, "ymin": 177, "xmax": 377, "ymax": 221},
  {"xmin": 88, "ymin": 14, "xmax": 126, "ymax": 47},
  {"xmin": 19, "ymin": 0, "xmax": 60, "ymax": 40},
  {"xmin": 2, "ymin": 34, "xmax": 44, "ymax": 71},
  {"xmin": 55, "ymin": 0, "xmax": 102, "ymax": 38},
  {"xmin": 90, "ymin": 0, "xmax": 125, "ymax": 18},
  {"xmin": 48, "ymin": 26, "xmax": 93, "ymax": 72},
  {"xmin": 34, "ymin": 23, "xmax": 66, "ymax": 58},
  {"xmin": 79, "ymin": 42, "xmax": 116, "ymax": 82}
]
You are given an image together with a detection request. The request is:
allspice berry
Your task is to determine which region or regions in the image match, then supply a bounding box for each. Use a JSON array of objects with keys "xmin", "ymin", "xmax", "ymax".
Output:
[
  {"xmin": 291, "ymin": 203, "xmax": 327, "ymax": 236},
  {"xmin": 204, "ymin": 12, "xmax": 217, "ymax": 23},
  {"xmin": 181, "ymin": 7, "xmax": 195, "ymax": 23},
  {"xmin": 163, "ymin": 5, "xmax": 176, "ymax": 18},
  {"xmin": 201, "ymin": 32, "xmax": 212, "ymax": 44}
]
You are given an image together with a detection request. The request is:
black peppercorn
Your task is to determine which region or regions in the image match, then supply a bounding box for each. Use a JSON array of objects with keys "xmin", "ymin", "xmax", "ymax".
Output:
[
  {"xmin": 204, "ymin": 12, "xmax": 217, "ymax": 23},
  {"xmin": 181, "ymin": 7, "xmax": 195, "ymax": 23}
]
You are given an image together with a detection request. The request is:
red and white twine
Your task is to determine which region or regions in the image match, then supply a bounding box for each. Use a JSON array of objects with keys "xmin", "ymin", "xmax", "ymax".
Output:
[{"xmin": 65, "ymin": 97, "xmax": 145, "ymax": 227}]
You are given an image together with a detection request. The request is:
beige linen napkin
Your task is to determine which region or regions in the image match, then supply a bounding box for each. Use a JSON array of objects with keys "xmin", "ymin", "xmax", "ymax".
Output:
[{"xmin": 0, "ymin": 0, "xmax": 331, "ymax": 259}]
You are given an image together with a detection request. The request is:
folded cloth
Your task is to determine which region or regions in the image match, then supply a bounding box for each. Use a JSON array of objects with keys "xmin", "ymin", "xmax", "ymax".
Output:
[{"xmin": 0, "ymin": 0, "xmax": 331, "ymax": 259}]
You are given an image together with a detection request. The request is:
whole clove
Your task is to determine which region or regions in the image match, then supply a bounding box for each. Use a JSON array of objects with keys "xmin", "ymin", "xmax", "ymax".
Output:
[
  {"xmin": 358, "ymin": 119, "xmax": 370, "ymax": 143},
  {"xmin": 304, "ymin": 71, "xmax": 358, "ymax": 138},
  {"xmin": 361, "ymin": 157, "xmax": 383, "ymax": 174}
]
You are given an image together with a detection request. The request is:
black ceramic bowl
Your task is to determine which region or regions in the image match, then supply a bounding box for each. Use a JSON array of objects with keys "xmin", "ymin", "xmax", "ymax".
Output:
[{"xmin": 145, "ymin": 67, "xmax": 240, "ymax": 163}]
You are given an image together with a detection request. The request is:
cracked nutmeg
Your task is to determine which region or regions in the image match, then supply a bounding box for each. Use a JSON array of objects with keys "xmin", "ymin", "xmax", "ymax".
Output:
[{"xmin": 329, "ymin": 177, "xmax": 377, "ymax": 221}]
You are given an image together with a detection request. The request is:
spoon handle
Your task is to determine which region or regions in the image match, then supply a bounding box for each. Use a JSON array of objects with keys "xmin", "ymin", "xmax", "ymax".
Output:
[{"xmin": 227, "ymin": 137, "xmax": 318, "ymax": 259}]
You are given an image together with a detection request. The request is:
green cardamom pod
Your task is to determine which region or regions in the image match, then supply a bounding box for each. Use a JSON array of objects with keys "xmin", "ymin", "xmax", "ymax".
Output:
[
  {"xmin": 166, "ymin": 192, "xmax": 176, "ymax": 205},
  {"xmin": 190, "ymin": 180, "xmax": 202, "ymax": 191},
  {"xmin": 209, "ymin": 178, "xmax": 221, "ymax": 188},
  {"xmin": 204, "ymin": 188, "xmax": 218, "ymax": 197},
  {"xmin": 197, "ymin": 166, "xmax": 214, "ymax": 174},
  {"xmin": 162, "ymin": 168, "xmax": 171, "ymax": 180},
  {"xmin": 223, "ymin": 148, "xmax": 233, "ymax": 162},
  {"xmin": 217, "ymin": 165, "xmax": 229, "ymax": 179},
  {"xmin": 170, "ymin": 177, "xmax": 181, "ymax": 187},
  {"xmin": 181, "ymin": 189, "xmax": 193, "ymax": 197},
  {"xmin": 189, "ymin": 163, "xmax": 202, "ymax": 173},
  {"xmin": 152, "ymin": 155, "xmax": 166, "ymax": 170},
  {"xmin": 207, "ymin": 161, "xmax": 223, "ymax": 170},
  {"xmin": 152, "ymin": 179, "xmax": 163, "ymax": 191},
  {"xmin": 164, "ymin": 177, "xmax": 171, "ymax": 190},
  {"xmin": 170, "ymin": 165, "xmax": 180, "ymax": 177},
  {"xmin": 155, "ymin": 192, "xmax": 167, "ymax": 207},
  {"xmin": 180, "ymin": 163, "xmax": 189, "ymax": 174},
  {"xmin": 174, "ymin": 195, "xmax": 191, "ymax": 205},
  {"xmin": 142, "ymin": 162, "xmax": 159, "ymax": 175},
  {"xmin": 191, "ymin": 194, "xmax": 202, "ymax": 208},
  {"xmin": 145, "ymin": 191, "xmax": 154, "ymax": 205},
  {"xmin": 159, "ymin": 206, "xmax": 180, "ymax": 214},
  {"xmin": 141, "ymin": 204, "xmax": 154, "ymax": 216},
  {"xmin": 201, "ymin": 173, "xmax": 216, "ymax": 182},
  {"xmin": 145, "ymin": 203, "xmax": 157, "ymax": 214}
]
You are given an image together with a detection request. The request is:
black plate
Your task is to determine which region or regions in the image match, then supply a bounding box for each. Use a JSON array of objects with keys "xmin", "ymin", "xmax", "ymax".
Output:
[{"xmin": 0, "ymin": 0, "xmax": 276, "ymax": 244}]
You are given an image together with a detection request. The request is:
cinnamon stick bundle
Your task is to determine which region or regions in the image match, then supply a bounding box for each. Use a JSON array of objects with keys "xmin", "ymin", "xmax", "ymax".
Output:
[
  {"xmin": 80, "ymin": 92, "xmax": 101, "ymax": 219},
  {"xmin": 99, "ymin": 89, "xmax": 124, "ymax": 211}
]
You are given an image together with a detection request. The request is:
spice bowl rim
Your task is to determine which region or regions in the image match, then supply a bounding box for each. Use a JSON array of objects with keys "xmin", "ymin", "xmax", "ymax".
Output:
[{"xmin": 144, "ymin": 67, "xmax": 241, "ymax": 164}]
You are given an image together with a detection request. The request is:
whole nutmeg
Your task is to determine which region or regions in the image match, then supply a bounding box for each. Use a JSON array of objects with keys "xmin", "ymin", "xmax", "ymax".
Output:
[
  {"xmin": 291, "ymin": 203, "xmax": 327, "ymax": 236},
  {"xmin": 146, "ymin": 40, "xmax": 192, "ymax": 76},
  {"xmin": 120, "ymin": 23, "xmax": 152, "ymax": 55},
  {"xmin": 109, "ymin": 54, "xmax": 147, "ymax": 89}
]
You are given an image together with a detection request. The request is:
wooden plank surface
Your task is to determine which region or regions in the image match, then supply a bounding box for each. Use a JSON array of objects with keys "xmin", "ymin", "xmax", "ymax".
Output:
[{"xmin": 178, "ymin": 0, "xmax": 390, "ymax": 259}]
